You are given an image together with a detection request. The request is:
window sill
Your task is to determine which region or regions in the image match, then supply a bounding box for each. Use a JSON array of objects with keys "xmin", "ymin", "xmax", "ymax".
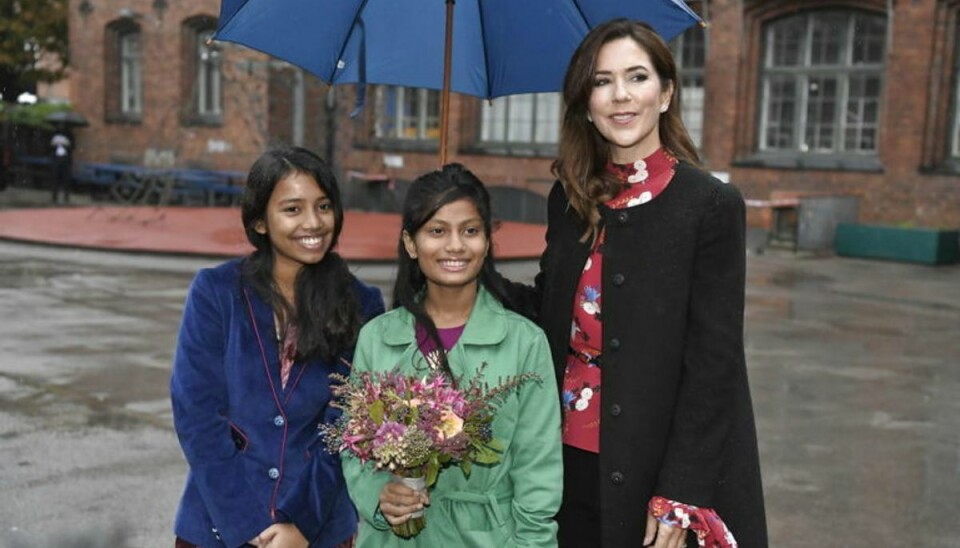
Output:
[
  {"xmin": 181, "ymin": 115, "xmax": 223, "ymax": 128},
  {"xmin": 354, "ymin": 139, "xmax": 439, "ymax": 154},
  {"xmin": 104, "ymin": 114, "xmax": 142, "ymax": 126},
  {"xmin": 460, "ymin": 143, "xmax": 558, "ymax": 158},
  {"xmin": 732, "ymin": 152, "xmax": 884, "ymax": 172},
  {"xmin": 920, "ymin": 159, "xmax": 960, "ymax": 176}
]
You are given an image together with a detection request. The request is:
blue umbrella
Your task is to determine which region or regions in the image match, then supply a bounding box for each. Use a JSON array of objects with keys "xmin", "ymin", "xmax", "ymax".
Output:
[{"xmin": 216, "ymin": 0, "xmax": 702, "ymax": 164}]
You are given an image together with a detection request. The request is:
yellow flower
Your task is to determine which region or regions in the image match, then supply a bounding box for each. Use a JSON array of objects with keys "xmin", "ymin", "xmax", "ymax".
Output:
[{"xmin": 436, "ymin": 409, "xmax": 464, "ymax": 440}]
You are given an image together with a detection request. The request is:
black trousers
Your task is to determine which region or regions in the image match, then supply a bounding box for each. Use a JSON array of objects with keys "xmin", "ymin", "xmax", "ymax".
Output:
[
  {"xmin": 557, "ymin": 444, "xmax": 602, "ymax": 548},
  {"xmin": 51, "ymin": 160, "xmax": 70, "ymax": 203}
]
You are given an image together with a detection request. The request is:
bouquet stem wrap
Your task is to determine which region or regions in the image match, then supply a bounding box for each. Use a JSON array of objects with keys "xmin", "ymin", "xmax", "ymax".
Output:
[{"xmin": 390, "ymin": 474, "xmax": 427, "ymax": 538}]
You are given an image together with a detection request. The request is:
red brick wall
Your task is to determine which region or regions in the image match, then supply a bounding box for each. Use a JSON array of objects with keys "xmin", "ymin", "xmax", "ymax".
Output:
[
  {"xmin": 69, "ymin": 0, "xmax": 268, "ymax": 171},
  {"xmin": 69, "ymin": 0, "xmax": 960, "ymax": 227},
  {"xmin": 704, "ymin": 0, "xmax": 960, "ymax": 228}
]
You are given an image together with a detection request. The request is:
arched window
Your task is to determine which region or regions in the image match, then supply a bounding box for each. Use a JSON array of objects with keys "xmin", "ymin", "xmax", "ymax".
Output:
[
  {"xmin": 182, "ymin": 16, "xmax": 222, "ymax": 125},
  {"xmin": 671, "ymin": 24, "xmax": 706, "ymax": 149},
  {"xmin": 759, "ymin": 10, "xmax": 886, "ymax": 154},
  {"xmin": 951, "ymin": 17, "xmax": 960, "ymax": 159},
  {"xmin": 120, "ymin": 32, "xmax": 142, "ymax": 114},
  {"xmin": 105, "ymin": 19, "xmax": 142, "ymax": 122}
]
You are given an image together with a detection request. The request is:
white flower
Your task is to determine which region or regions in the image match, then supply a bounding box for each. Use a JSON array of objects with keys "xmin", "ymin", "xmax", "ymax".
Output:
[
  {"xmin": 672, "ymin": 508, "xmax": 691, "ymax": 529},
  {"xmin": 582, "ymin": 302, "xmax": 599, "ymax": 315},
  {"xmin": 627, "ymin": 160, "xmax": 649, "ymax": 183},
  {"xmin": 574, "ymin": 398, "xmax": 589, "ymax": 411},
  {"xmin": 583, "ymin": 257, "xmax": 592, "ymax": 271},
  {"xmin": 580, "ymin": 387, "xmax": 594, "ymax": 400}
]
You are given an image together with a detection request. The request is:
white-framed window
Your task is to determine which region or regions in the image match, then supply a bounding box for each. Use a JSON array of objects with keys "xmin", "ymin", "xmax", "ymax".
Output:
[
  {"xmin": 373, "ymin": 86, "xmax": 440, "ymax": 141},
  {"xmin": 671, "ymin": 25, "xmax": 706, "ymax": 149},
  {"xmin": 120, "ymin": 30, "xmax": 142, "ymax": 115},
  {"xmin": 479, "ymin": 93, "xmax": 560, "ymax": 147},
  {"xmin": 951, "ymin": 18, "xmax": 960, "ymax": 158},
  {"xmin": 196, "ymin": 29, "xmax": 222, "ymax": 117},
  {"xmin": 759, "ymin": 10, "xmax": 885, "ymax": 154}
]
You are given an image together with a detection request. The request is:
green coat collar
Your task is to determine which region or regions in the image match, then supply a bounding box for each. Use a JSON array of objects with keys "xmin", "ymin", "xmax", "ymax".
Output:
[{"xmin": 380, "ymin": 286, "xmax": 508, "ymax": 347}]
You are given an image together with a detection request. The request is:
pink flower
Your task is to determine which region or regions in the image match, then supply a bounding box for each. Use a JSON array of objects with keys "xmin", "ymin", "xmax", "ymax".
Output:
[{"xmin": 374, "ymin": 421, "xmax": 407, "ymax": 447}]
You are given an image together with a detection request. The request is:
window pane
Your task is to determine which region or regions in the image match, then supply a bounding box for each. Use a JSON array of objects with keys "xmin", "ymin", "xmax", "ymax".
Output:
[
  {"xmin": 481, "ymin": 99, "xmax": 507, "ymax": 142},
  {"xmin": 671, "ymin": 26, "xmax": 706, "ymax": 150},
  {"xmin": 506, "ymin": 95, "xmax": 534, "ymax": 142},
  {"xmin": 373, "ymin": 87, "xmax": 397, "ymax": 138},
  {"xmin": 120, "ymin": 32, "xmax": 141, "ymax": 114},
  {"xmin": 422, "ymin": 90, "xmax": 440, "ymax": 139},
  {"xmin": 680, "ymin": 74, "xmax": 704, "ymax": 148},
  {"xmin": 764, "ymin": 76, "xmax": 797, "ymax": 149},
  {"xmin": 197, "ymin": 29, "xmax": 221, "ymax": 116},
  {"xmin": 534, "ymin": 93, "xmax": 560, "ymax": 144},
  {"xmin": 953, "ymin": 20, "xmax": 960, "ymax": 157},
  {"xmin": 671, "ymin": 26, "xmax": 706, "ymax": 70},
  {"xmin": 480, "ymin": 93, "xmax": 560, "ymax": 146},
  {"xmin": 768, "ymin": 17, "xmax": 805, "ymax": 67},
  {"xmin": 804, "ymin": 77, "xmax": 838, "ymax": 151},
  {"xmin": 844, "ymin": 74, "xmax": 880, "ymax": 152},
  {"xmin": 401, "ymin": 88, "xmax": 419, "ymax": 138},
  {"xmin": 852, "ymin": 14, "xmax": 886, "ymax": 65},
  {"xmin": 810, "ymin": 13, "xmax": 846, "ymax": 66},
  {"xmin": 372, "ymin": 86, "xmax": 438, "ymax": 140}
]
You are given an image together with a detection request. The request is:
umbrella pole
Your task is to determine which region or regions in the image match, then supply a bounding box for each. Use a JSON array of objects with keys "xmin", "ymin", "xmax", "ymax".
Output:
[{"xmin": 439, "ymin": 0, "xmax": 455, "ymax": 167}]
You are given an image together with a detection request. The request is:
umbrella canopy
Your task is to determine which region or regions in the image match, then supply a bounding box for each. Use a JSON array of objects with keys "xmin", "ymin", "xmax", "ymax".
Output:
[
  {"xmin": 45, "ymin": 110, "xmax": 90, "ymax": 127},
  {"xmin": 216, "ymin": 0, "xmax": 702, "ymax": 163}
]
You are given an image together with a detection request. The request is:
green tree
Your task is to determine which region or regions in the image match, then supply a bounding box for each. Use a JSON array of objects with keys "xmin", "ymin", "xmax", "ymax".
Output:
[{"xmin": 0, "ymin": 0, "xmax": 68, "ymax": 102}]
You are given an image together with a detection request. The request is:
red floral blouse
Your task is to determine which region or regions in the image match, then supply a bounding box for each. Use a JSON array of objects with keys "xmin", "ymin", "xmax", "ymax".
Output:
[{"xmin": 561, "ymin": 147, "xmax": 677, "ymax": 452}]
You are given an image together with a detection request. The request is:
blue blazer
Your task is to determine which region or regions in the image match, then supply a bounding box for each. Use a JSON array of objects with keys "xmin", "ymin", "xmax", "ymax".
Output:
[{"xmin": 170, "ymin": 259, "xmax": 384, "ymax": 548}]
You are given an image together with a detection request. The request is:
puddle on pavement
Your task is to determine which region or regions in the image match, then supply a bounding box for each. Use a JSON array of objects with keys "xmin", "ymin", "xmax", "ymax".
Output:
[
  {"xmin": 0, "ymin": 363, "xmax": 171, "ymax": 431},
  {"xmin": 66, "ymin": 364, "xmax": 171, "ymax": 407},
  {"xmin": 754, "ymin": 268, "xmax": 833, "ymax": 290}
]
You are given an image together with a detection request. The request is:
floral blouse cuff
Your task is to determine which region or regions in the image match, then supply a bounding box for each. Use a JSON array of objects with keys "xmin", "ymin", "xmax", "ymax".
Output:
[{"xmin": 648, "ymin": 496, "xmax": 738, "ymax": 548}]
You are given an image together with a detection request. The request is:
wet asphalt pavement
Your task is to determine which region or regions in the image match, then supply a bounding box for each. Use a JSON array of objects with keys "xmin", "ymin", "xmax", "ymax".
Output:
[{"xmin": 0, "ymin": 235, "xmax": 958, "ymax": 547}]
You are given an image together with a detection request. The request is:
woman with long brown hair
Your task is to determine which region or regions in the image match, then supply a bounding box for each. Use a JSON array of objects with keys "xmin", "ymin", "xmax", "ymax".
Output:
[{"xmin": 506, "ymin": 18, "xmax": 767, "ymax": 548}]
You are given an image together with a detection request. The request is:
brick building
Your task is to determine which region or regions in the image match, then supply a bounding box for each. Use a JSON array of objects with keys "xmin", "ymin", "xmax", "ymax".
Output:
[{"xmin": 69, "ymin": 0, "xmax": 960, "ymax": 226}]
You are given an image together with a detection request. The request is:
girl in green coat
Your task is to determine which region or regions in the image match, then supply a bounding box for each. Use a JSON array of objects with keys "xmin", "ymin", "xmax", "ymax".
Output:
[{"xmin": 341, "ymin": 164, "xmax": 562, "ymax": 547}]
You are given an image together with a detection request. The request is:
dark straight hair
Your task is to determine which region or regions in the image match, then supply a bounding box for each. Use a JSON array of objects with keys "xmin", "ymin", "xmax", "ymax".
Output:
[
  {"xmin": 240, "ymin": 144, "xmax": 361, "ymax": 362},
  {"xmin": 393, "ymin": 163, "xmax": 514, "ymax": 380}
]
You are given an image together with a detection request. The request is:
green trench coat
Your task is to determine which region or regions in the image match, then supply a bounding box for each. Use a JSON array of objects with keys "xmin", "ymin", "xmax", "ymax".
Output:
[{"xmin": 342, "ymin": 287, "xmax": 563, "ymax": 547}]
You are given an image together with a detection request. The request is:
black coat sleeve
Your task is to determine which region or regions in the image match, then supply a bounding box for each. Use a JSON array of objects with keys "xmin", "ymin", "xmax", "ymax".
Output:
[
  {"xmin": 655, "ymin": 181, "xmax": 749, "ymax": 506},
  {"xmin": 495, "ymin": 181, "xmax": 568, "ymax": 322}
]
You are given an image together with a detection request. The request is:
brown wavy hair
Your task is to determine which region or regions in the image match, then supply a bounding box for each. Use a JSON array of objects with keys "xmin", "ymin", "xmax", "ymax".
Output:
[{"xmin": 552, "ymin": 18, "xmax": 700, "ymax": 239}]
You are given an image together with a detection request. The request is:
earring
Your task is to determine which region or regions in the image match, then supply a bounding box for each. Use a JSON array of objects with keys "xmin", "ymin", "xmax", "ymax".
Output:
[
  {"xmin": 586, "ymin": 112, "xmax": 593, "ymax": 123},
  {"xmin": 660, "ymin": 104, "xmax": 669, "ymax": 113}
]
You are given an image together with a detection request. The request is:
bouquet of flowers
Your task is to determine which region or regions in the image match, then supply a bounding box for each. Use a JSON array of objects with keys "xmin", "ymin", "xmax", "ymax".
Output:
[{"xmin": 321, "ymin": 366, "xmax": 540, "ymax": 538}]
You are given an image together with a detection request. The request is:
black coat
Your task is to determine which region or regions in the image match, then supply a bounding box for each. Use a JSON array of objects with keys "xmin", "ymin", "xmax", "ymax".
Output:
[{"xmin": 509, "ymin": 162, "xmax": 767, "ymax": 547}]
